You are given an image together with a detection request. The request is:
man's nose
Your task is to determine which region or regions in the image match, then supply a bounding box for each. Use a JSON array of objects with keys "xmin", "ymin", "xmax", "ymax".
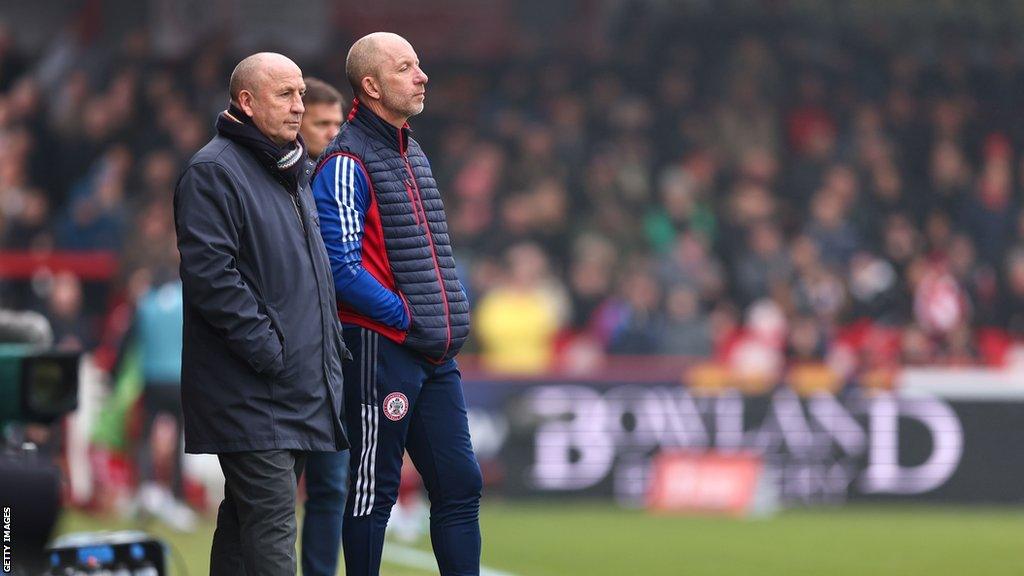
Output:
[
  {"xmin": 293, "ymin": 96, "xmax": 305, "ymax": 114},
  {"xmin": 415, "ymin": 67, "xmax": 428, "ymax": 85}
]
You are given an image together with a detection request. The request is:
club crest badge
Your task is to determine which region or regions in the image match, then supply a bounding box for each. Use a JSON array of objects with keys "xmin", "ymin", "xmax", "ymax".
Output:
[{"xmin": 383, "ymin": 392, "xmax": 409, "ymax": 421}]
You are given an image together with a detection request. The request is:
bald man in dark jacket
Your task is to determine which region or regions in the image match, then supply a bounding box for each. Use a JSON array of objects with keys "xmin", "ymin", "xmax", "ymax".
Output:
[{"xmin": 175, "ymin": 52, "xmax": 348, "ymax": 575}]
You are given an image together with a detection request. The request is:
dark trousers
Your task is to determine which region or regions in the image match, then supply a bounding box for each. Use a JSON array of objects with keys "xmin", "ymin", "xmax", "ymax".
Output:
[
  {"xmin": 136, "ymin": 382, "xmax": 184, "ymax": 496},
  {"xmin": 342, "ymin": 327, "xmax": 483, "ymax": 576},
  {"xmin": 301, "ymin": 449, "xmax": 350, "ymax": 576},
  {"xmin": 210, "ymin": 450, "xmax": 306, "ymax": 575}
]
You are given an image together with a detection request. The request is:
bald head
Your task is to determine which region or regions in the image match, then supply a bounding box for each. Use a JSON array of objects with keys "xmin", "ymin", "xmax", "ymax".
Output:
[
  {"xmin": 227, "ymin": 52, "xmax": 306, "ymax": 146},
  {"xmin": 229, "ymin": 52, "xmax": 301, "ymax": 104},
  {"xmin": 346, "ymin": 32, "xmax": 410, "ymax": 97},
  {"xmin": 345, "ymin": 32, "xmax": 428, "ymax": 128}
]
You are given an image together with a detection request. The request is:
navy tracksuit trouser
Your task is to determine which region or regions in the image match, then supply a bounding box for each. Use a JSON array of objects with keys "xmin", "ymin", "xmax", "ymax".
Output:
[
  {"xmin": 301, "ymin": 448, "xmax": 350, "ymax": 576},
  {"xmin": 341, "ymin": 326, "xmax": 483, "ymax": 576}
]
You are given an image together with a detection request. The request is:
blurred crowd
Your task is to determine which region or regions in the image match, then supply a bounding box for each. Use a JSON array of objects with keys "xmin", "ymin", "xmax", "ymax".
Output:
[{"xmin": 2, "ymin": 8, "xmax": 1024, "ymax": 386}]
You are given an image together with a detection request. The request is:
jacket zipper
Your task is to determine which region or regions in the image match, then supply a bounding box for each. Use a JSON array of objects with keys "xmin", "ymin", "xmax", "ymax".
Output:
[
  {"xmin": 402, "ymin": 156, "xmax": 452, "ymax": 360},
  {"xmin": 289, "ymin": 191, "xmax": 306, "ymax": 233},
  {"xmin": 403, "ymin": 178, "xmax": 423, "ymax": 230}
]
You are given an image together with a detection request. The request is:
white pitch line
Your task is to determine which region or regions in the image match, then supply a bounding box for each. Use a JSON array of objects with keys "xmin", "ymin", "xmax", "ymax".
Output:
[{"xmin": 383, "ymin": 542, "xmax": 519, "ymax": 576}]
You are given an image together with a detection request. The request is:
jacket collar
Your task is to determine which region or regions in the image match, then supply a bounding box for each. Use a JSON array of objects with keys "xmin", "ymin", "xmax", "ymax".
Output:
[{"xmin": 348, "ymin": 99, "xmax": 411, "ymax": 155}]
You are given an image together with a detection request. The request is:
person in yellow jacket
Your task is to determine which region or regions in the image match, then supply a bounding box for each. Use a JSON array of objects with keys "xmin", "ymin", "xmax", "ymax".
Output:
[{"xmin": 475, "ymin": 242, "xmax": 567, "ymax": 374}]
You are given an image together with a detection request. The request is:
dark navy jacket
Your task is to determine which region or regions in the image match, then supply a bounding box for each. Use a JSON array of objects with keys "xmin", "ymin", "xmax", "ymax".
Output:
[
  {"xmin": 174, "ymin": 134, "xmax": 349, "ymax": 454},
  {"xmin": 311, "ymin": 102, "xmax": 470, "ymax": 362}
]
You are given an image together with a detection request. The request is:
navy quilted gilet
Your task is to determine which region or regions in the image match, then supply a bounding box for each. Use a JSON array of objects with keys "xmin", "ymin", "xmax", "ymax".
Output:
[{"xmin": 320, "ymin": 101, "xmax": 470, "ymax": 362}]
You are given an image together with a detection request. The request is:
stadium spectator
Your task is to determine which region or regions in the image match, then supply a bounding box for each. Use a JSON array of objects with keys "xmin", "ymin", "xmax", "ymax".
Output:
[
  {"xmin": 661, "ymin": 284, "xmax": 714, "ymax": 356},
  {"xmin": 606, "ymin": 262, "xmax": 665, "ymax": 355},
  {"xmin": 54, "ymin": 145, "xmax": 130, "ymax": 251},
  {"xmin": 1003, "ymin": 248, "xmax": 1024, "ymax": 336},
  {"xmin": 44, "ymin": 271, "xmax": 88, "ymax": 351},
  {"xmin": 734, "ymin": 221, "xmax": 792, "ymax": 308},
  {"xmin": 0, "ymin": 187, "xmax": 52, "ymax": 250},
  {"xmin": 475, "ymin": 242, "xmax": 566, "ymax": 374},
  {"xmin": 958, "ymin": 154, "xmax": 1020, "ymax": 265},
  {"xmin": 803, "ymin": 190, "xmax": 861, "ymax": 272}
]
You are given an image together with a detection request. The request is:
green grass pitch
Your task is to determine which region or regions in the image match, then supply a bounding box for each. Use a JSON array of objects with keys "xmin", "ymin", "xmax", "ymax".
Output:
[{"xmin": 56, "ymin": 501, "xmax": 1024, "ymax": 575}]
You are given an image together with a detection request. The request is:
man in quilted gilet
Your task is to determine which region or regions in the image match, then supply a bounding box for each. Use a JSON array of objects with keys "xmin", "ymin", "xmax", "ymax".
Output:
[{"xmin": 310, "ymin": 32, "xmax": 481, "ymax": 576}]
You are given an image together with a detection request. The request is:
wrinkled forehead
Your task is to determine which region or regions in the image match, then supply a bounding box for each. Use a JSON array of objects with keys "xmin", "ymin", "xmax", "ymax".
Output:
[{"xmin": 259, "ymin": 61, "xmax": 304, "ymax": 90}]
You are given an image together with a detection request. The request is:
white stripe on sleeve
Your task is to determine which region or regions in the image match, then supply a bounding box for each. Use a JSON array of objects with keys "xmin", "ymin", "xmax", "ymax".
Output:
[{"xmin": 332, "ymin": 156, "xmax": 362, "ymax": 244}]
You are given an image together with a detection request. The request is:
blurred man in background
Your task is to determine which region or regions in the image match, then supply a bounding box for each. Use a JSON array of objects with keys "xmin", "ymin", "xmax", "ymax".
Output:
[
  {"xmin": 311, "ymin": 32, "xmax": 482, "ymax": 575},
  {"xmin": 174, "ymin": 52, "xmax": 348, "ymax": 575},
  {"xmin": 300, "ymin": 77, "xmax": 345, "ymax": 162},
  {"xmin": 298, "ymin": 76, "xmax": 350, "ymax": 576}
]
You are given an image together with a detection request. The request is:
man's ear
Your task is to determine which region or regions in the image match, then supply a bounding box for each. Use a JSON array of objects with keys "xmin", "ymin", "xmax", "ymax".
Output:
[
  {"xmin": 237, "ymin": 89, "xmax": 256, "ymax": 117},
  {"xmin": 361, "ymin": 76, "xmax": 381, "ymax": 101}
]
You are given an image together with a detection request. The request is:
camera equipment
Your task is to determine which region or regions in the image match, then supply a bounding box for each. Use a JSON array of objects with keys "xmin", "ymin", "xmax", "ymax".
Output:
[
  {"xmin": 0, "ymin": 307, "xmax": 77, "ymax": 426},
  {"xmin": 0, "ymin": 345, "xmax": 79, "ymax": 427},
  {"xmin": 45, "ymin": 531, "xmax": 167, "ymax": 575},
  {"xmin": 1, "ymin": 311, "xmax": 82, "ymax": 573},
  {"xmin": 1, "ymin": 451, "xmax": 62, "ymax": 574}
]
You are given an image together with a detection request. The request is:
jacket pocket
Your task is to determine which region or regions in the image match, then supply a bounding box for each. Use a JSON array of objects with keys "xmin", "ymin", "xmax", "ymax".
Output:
[
  {"xmin": 265, "ymin": 306, "xmax": 288, "ymax": 376},
  {"xmin": 398, "ymin": 291, "xmax": 413, "ymax": 330}
]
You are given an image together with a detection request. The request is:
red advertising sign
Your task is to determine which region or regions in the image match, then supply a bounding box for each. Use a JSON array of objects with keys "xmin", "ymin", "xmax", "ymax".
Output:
[{"xmin": 647, "ymin": 451, "xmax": 764, "ymax": 516}]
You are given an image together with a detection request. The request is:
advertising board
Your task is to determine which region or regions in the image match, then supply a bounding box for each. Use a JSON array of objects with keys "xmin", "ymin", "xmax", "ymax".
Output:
[{"xmin": 464, "ymin": 377, "xmax": 1024, "ymax": 504}]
